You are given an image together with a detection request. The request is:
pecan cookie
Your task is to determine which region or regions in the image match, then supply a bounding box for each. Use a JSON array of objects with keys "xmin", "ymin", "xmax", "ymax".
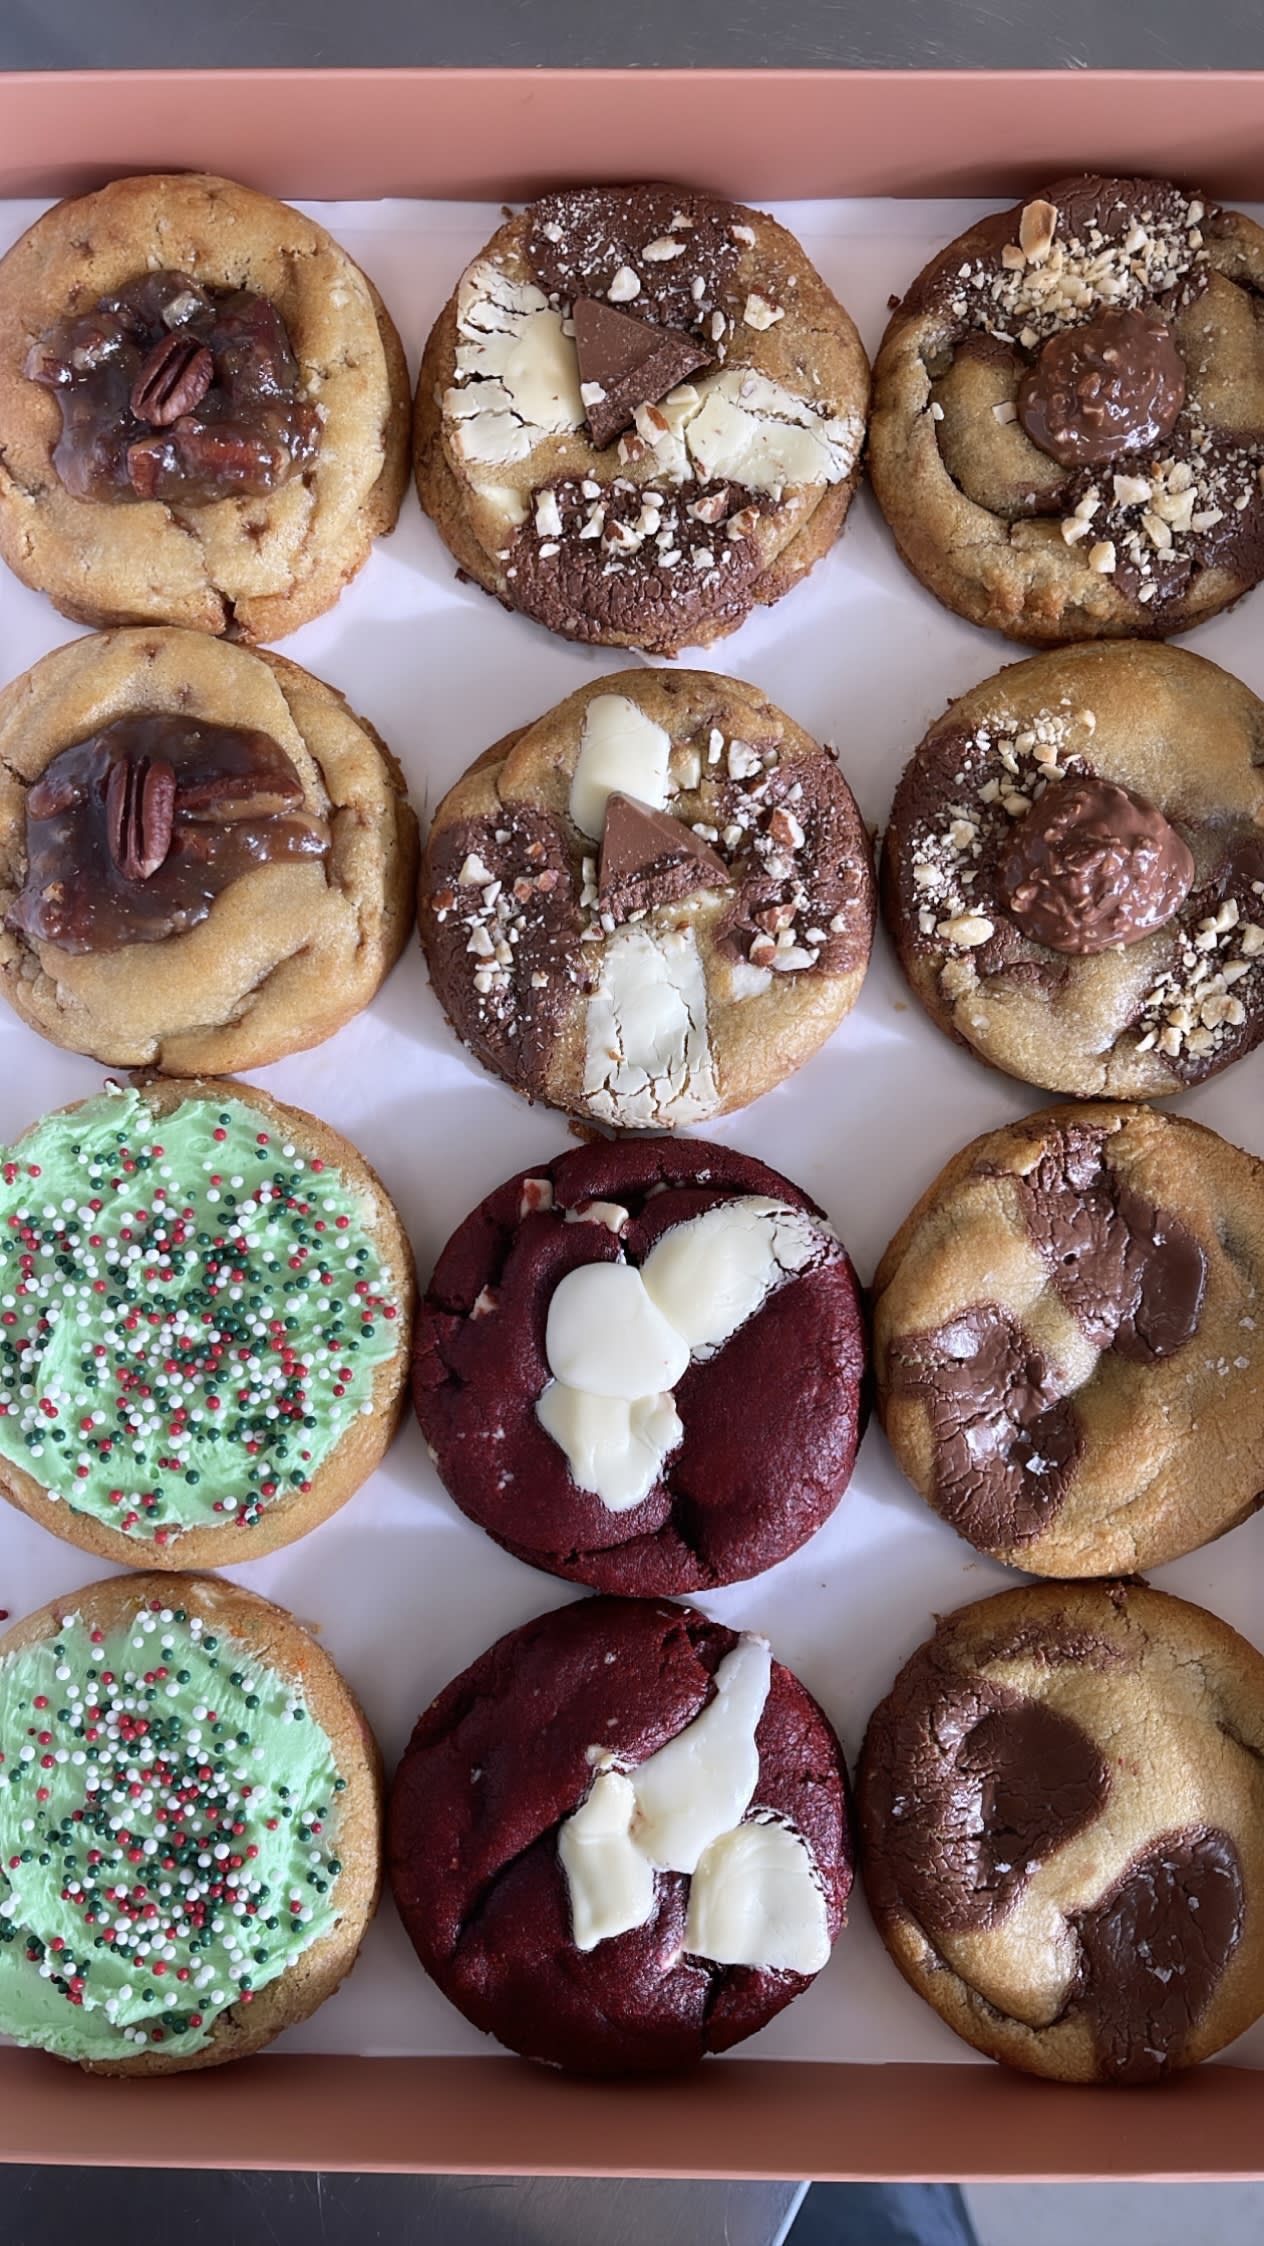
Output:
[
  {"xmin": 873, "ymin": 1102, "xmax": 1264, "ymax": 1576},
  {"xmin": 882, "ymin": 640, "xmax": 1264, "ymax": 1097},
  {"xmin": 0, "ymin": 173, "xmax": 410, "ymax": 640},
  {"xmin": 415, "ymin": 184, "xmax": 869, "ymax": 654},
  {"xmin": 389, "ymin": 1596, "xmax": 851, "ymax": 2072},
  {"xmin": 870, "ymin": 176, "xmax": 1264, "ymax": 643},
  {"xmin": 415, "ymin": 1136, "xmax": 867, "ymax": 1594},
  {"xmin": 858, "ymin": 1581, "xmax": 1264, "ymax": 2083},
  {"xmin": 0, "ymin": 1078, "xmax": 414, "ymax": 1570},
  {"xmin": 0, "ymin": 627, "xmax": 417, "ymax": 1072},
  {"xmin": 419, "ymin": 669, "xmax": 875, "ymax": 1127}
]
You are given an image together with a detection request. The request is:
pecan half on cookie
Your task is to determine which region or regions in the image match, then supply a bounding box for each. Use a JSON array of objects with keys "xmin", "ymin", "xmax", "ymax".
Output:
[
  {"xmin": 0, "ymin": 174, "xmax": 410, "ymax": 639},
  {"xmin": 414, "ymin": 184, "xmax": 870, "ymax": 654},
  {"xmin": 870, "ymin": 176, "xmax": 1264, "ymax": 643}
]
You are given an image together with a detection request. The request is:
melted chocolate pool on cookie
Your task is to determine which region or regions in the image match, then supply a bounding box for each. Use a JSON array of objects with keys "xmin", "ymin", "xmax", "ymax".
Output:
[
  {"xmin": 27, "ymin": 269, "xmax": 321, "ymax": 506},
  {"xmin": 8, "ymin": 713, "xmax": 329, "ymax": 952}
]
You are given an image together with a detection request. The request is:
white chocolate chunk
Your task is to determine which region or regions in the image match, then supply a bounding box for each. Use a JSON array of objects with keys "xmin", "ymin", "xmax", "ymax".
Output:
[
  {"xmin": 641, "ymin": 1197, "xmax": 827, "ymax": 1359},
  {"xmin": 558, "ymin": 1766, "xmax": 656, "ymax": 1949},
  {"xmin": 544, "ymin": 1262, "xmax": 690, "ymax": 1399},
  {"xmin": 536, "ymin": 1383, "xmax": 683, "ymax": 1512},
  {"xmin": 569, "ymin": 694, "xmax": 673, "ymax": 839},
  {"xmin": 682, "ymin": 369, "xmax": 859, "ymax": 491},
  {"xmin": 584, "ymin": 924, "xmax": 719, "ymax": 1128},
  {"xmin": 444, "ymin": 259, "xmax": 583, "ymax": 466},
  {"xmin": 630, "ymin": 1636, "xmax": 771, "ymax": 1873},
  {"xmin": 685, "ymin": 1818, "xmax": 830, "ymax": 1974}
]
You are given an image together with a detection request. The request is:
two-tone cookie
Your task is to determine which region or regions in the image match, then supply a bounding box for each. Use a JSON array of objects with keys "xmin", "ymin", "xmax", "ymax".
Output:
[
  {"xmin": 859, "ymin": 1582, "xmax": 1264, "ymax": 2083},
  {"xmin": 415, "ymin": 184, "xmax": 869, "ymax": 653},
  {"xmin": 0, "ymin": 1571, "xmax": 380, "ymax": 2074},
  {"xmin": 389, "ymin": 1596, "xmax": 850, "ymax": 2073},
  {"xmin": 420, "ymin": 669, "xmax": 875, "ymax": 1127},
  {"xmin": 415, "ymin": 1136, "xmax": 866, "ymax": 1594},
  {"xmin": 0, "ymin": 628, "xmax": 418, "ymax": 1073},
  {"xmin": 881, "ymin": 640, "xmax": 1264, "ymax": 1097},
  {"xmin": 870, "ymin": 175, "xmax": 1264, "ymax": 643},
  {"xmin": 873, "ymin": 1102, "xmax": 1264, "ymax": 1576},
  {"xmin": 0, "ymin": 1079, "xmax": 413, "ymax": 1569},
  {"xmin": 0, "ymin": 174, "xmax": 410, "ymax": 641}
]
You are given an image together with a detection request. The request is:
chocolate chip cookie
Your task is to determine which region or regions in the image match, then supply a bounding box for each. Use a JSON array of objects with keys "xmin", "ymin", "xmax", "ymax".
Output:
[
  {"xmin": 389, "ymin": 1596, "xmax": 851, "ymax": 2072},
  {"xmin": 0, "ymin": 627, "xmax": 418, "ymax": 1072},
  {"xmin": 881, "ymin": 640, "xmax": 1264, "ymax": 1097},
  {"xmin": 870, "ymin": 176, "xmax": 1264, "ymax": 643},
  {"xmin": 415, "ymin": 1136, "xmax": 867, "ymax": 1594},
  {"xmin": 420, "ymin": 668, "xmax": 875, "ymax": 1127},
  {"xmin": 0, "ymin": 173, "xmax": 410, "ymax": 640},
  {"xmin": 873, "ymin": 1102, "xmax": 1264, "ymax": 1576},
  {"xmin": 415, "ymin": 184, "xmax": 870, "ymax": 654},
  {"xmin": 859, "ymin": 1581, "xmax": 1264, "ymax": 2083}
]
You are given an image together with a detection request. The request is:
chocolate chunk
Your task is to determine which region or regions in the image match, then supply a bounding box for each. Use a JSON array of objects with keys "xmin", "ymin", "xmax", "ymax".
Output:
[
  {"xmin": 422, "ymin": 812, "xmax": 581, "ymax": 1102},
  {"xmin": 27, "ymin": 268, "xmax": 320, "ymax": 507},
  {"xmin": 1075, "ymin": 1828, "xmax": 1244, "ymax": 2081},
  {"xmin": 572, "ymin": 297, "xmax": 710, "ymax": 451},
  {"xmin": 598, "ymin": 793, "xmax": 728, "ymax": 924},
  {"xmin": 1016, "ymin": 1122, "xmax": 1207, "ymax": 1361},
  {"xmin": 860, "ymin": 1642, "xmax": 1110, "ymax": 1938},
  {"xmin": 8, "ymin": 715, "xmax": 328, "ymax": 953},
  {"xmin": 527, "ymin": 186, "xmax": 742, "ymax": 334},
  {"xmin": 1017, "ymin": 307, "xmax": 1187, "ymax": 469},
  {"xmin": 999, "ymin": 774, "xmax": 1194, "ymax": 954},
  {"xmin": 887, "ymin": 1305, "xmax": 1081, "ymax": 1549}
]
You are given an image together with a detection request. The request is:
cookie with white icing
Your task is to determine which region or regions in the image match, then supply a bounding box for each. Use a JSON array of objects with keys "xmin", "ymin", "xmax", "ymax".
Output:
[
  {"xmin": 419, "ymin": 669, "xmax": 875, "ymax": 1128},
  {"xmin": 389, "ymin": 1595, "xmax": 851, "ymax": 2073},
  {"xmin": 414, "ymin": 184, "xmax": 870, "ymax": 654},
  {"xmin": 415, "ymin": 1136, "xmax": 867, "ymax": 1593}
]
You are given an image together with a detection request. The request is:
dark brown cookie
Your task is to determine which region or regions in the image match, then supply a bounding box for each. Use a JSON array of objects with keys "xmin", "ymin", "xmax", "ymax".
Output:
[
  {"xmin": 389, "ymin": 1596, "xmax": 851, "ymax": 2073},
  {"xmin": 858, "ymin": 1581, "xmax": 1264, "ymax": 2083},
  {"xmin": 870, "ymin": 176, "xmax": 1264, "ymax": 644}
]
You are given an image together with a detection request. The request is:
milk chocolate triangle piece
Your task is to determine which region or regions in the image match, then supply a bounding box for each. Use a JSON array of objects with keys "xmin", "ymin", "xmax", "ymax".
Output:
[
  {"xmin": 598, "ymin": 792, "xmax": 729, "ymax": 924},
  {"xmin": 573, "ymin": 297, "xmax": 711, "ymax": 451}
]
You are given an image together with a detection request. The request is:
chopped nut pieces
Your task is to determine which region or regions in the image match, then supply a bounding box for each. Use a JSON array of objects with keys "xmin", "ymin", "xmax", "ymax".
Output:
[{"xmin": 1133, "ymin": 887, "xmax": 1264, "ymax": 1067}]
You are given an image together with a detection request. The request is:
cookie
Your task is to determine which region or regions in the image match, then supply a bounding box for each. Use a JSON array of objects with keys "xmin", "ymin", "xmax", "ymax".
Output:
[
  {"xmin": 420, "ymin": 669, "xmax": 875, "ymax": 1127},
  {"xmin": 0, "ymin": 628, "xmax": 418, "ymax": 1072},
  {"xmin": 873, "ymin": 1102, "xmax": 1264, "ymax": 1576},
  {"xmin": 0, "ymin": 1570, "xmax": 381, "ymax": 2074},
  {"xmin": 389, "ymin": 1596, "xmax": 850, "ymax": 2072},
  {"xmin": 881, "ymin": 640, "xmax": 1264, "ymax": 1097},
  {"xmin": 0, "ymin": 1078, "xmax": 414, "ymax": 1570},
  {"xmin": 870, "ymin": 175, "xmax": 1264, "ymax": 643},
  {"xmin": 858, "ymin": 1581, "xmax": 1264, "ymax": 2083},
  {"xmin": 415, "ymin": 1136, "xmax": 866, "ymax": 1594},
  {"xmin": 414, "ymin": 183, "xmax": 869, "ymax": 654},
  {"xmin": 0, "ymin": 173, "xmax": 410, "ymax": 640}
]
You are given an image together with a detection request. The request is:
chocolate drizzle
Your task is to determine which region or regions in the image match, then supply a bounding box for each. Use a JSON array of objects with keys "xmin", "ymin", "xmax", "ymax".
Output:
[{"xmin": 8, "ymin": 714, "xmax": 329, "ymax": 953}]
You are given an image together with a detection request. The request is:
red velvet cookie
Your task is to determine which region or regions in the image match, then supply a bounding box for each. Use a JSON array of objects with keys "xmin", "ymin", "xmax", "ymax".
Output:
[
  {"xmin": 388, "ymin": 1595, "xmax": 852, "ymax": 2073},
  {"xmin": 414, "ymin": 1137, "xmax": 867, "ymax": 1594}
]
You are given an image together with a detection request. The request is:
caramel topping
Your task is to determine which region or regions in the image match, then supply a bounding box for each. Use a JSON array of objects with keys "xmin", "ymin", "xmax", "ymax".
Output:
[{"xmin": 8, "ymin": 715, "xmax": 329, "ymax": 954}]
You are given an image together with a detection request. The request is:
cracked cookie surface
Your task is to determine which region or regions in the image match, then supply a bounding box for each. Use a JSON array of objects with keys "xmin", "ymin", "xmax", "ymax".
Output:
[
  {"xmin": 0, "ymin": 173, "xmax": 410, "ymax": 641},
  {"xmin": 414, "ymin": 184, "xmax": 869, "ymax": 654},
  {"xmin": 419, "ymin": 668, "xmax": 875, "ymax": 1127},
  {"xmin": 870, "ymin": 175, "xmax": 1264, "ymax": 644},
  {"xmin": 874, "ymin": 1102, "xmax": 1264, "ymax": 1576},
  {"xmin": 388, "ymin": 1595, "xmax": 850, "ymax": 2072},
  {"xmin": 415, "ymin": 1135, "xmax": 867, "ymax": 1594},
  {"xmin": 0, "ymin": 627, "xmax": 418, "ymax": 1073},
  {"xmin": 859, "ymin": 1581, "xmax": 1264, "ymax": 2082},
  {"xmin": 881, "ymin": 640, "xmax": 1264, "ymax": 1098}
]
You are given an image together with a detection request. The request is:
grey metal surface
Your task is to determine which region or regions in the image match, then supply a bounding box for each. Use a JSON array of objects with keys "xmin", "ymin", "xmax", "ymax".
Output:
[{"xmin": 0, "ymin": 0, "xmax": 1260, "ymax": 71}]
